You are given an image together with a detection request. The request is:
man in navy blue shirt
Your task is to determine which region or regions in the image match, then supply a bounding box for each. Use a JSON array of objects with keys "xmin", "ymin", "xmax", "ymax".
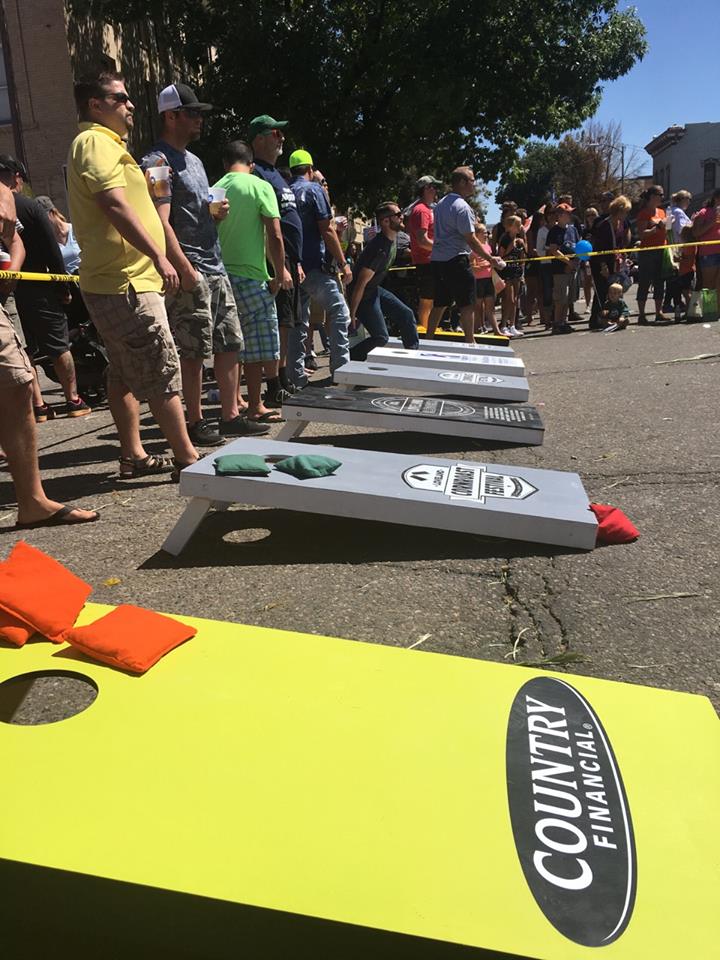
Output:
[
  {"xmin": 249, "ymin": 114, "xmax": 304, "ymax": 399},
  {"xmin": 289, "ymin": 149, "xmax": 351, "ymax": 378}
]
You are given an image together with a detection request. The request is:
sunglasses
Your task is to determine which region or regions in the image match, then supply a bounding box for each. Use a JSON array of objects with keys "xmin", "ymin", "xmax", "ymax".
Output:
[
  {"xmin": 179, "ymin": 107, "xmax": 205, "ymax": 118},
  {"xmin": 103, "ymin": 92, "xmax": 131, "ymax": 104}
]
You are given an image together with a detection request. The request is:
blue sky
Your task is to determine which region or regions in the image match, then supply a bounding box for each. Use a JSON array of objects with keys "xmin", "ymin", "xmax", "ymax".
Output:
[{"xmin": 484, "ymin": 0, "xmax": 720, "ymax": 223}]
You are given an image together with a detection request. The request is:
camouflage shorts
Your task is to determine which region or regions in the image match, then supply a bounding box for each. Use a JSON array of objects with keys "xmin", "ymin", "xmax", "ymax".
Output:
[
  {"xmin": 0, "ymin": 303, "xmax": 33, "ymax": 388},
  {"xmin": 82, "ymin": 286, "xmax": 181, "ymax": 400},
  {"xmin": 166, "ymin": 272, "xmax": 244, "ymax": 360}
]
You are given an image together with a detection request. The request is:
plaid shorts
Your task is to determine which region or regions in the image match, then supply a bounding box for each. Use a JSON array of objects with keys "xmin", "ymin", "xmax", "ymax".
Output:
[
  {"xmin": 0, "ymin": 304, "xmax": 33, "ymax": 389},
  {"xmin": 82, "ymin": 286, "xmax": 182, "ymax": 400},
  {"xmin": 228, "ymin": 275, "xmax": 280, "ymax": 364},
  {"xmin": 166, "ymin": 272, "xmax": 244, "ymax": 360}
]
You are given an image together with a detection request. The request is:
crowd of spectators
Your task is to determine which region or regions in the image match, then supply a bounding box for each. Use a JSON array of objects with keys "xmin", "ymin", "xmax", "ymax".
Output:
[{"xmin": 1, "ymin": 65, "xmax": 719, "ymax": 530}]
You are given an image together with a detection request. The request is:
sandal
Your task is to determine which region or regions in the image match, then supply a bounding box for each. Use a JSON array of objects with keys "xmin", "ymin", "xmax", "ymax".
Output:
[
  {"xmin": 171, "ymin": 458, "xmax": 199, "ymax": 483},
  {"xmin": 119, "ymin": 454, "xmax": 173, "ymax": 479},
  {"xmin": 247, "ymin": 411, "xmax": 285, "ymax": 424},
  {"xmin": 15, "ymin": 505, "xmax": 99, "ymax": 530}
]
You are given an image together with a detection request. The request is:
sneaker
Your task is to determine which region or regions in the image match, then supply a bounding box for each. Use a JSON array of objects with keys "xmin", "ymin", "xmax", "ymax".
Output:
[
  {"xmin": 603, "ymin": 323, "xmax": 619, "ymax": 334},
  {"xmin": 65, "ymin": 397, "xmax": 91, "ymax": 417},
  {"xmin": 219, "ymin": 416, "xmax": 271, "ymax": 437},
  {"xmin": 34, "ymin": 404, "xmax": 56, "ymax": 423},
  {"xmin": 551, "ymin": 324, "xmax": 575, "ymax": 335},
  {"xmin": 500, "ymin": 326, "xmax": 512, "ymax": 337},
  {"xmin": 508, "ymin": 326, "xmax": 524, "ymax": 337},
  {"xmin": 674, "ymin": 307, "xmax": 684, "ymax": 323},
  {"xmin": 188, "ymin": 419, "xmax": 224, "ymax": 446},
  {"xmin": 304, "ymin": 354, "xmax": 319, "ymax": 372},
  {"xmin": 637, "ymin": 314, "xmax": 650, "ymax": 326}
]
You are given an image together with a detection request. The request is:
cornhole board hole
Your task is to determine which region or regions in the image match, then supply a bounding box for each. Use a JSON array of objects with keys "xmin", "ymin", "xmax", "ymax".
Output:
[
  {"xmin": 388, "ymin": 336, "xmax": 515, "ymax": 357},
  {"xmin": 417, "ymin": 324, "xmax": 510, "ymax": 345},
  {"xmin": 369, "ymin": 346, "xmax": 526, "ymax": 378},
  {"xmin": 1, "ymin": 605, "xmax": 717, "ymax": 958},
  {"xmin": 277, "ymin": 386, "xmax": 544, "ymax": 446},
  {"xmin": 161, "ymin": 438, "xmax": 593, "ymax": 556},
  {"xmin": 336, "ymin": 360, "xmax": 530, "ymax": 402}
]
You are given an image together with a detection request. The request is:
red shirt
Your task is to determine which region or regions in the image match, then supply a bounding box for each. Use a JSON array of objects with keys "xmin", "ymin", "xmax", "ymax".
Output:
[
  {"xmin": 693, "ymin": 206, "xmax": 720, "ymax": 258},
  {"xmin": 408, "ymin": 201, "xmax": 434, "ymax": 265}
]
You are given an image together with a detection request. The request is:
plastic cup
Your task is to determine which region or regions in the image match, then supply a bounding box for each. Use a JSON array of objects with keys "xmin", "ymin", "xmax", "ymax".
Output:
[
  {"xmin": 148, "ymin": 165, "xmax": 171, "ymax": 198},
  {"xmin": 208, "ymin": 186, "xmax": 226, "ymax": 216}
]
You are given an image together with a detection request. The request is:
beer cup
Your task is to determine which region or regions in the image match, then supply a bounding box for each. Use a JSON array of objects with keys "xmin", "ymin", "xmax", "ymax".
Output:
[
  {"xmin": 148, "ymin": 165, "xmax": 171, "ymax": 199},
  {"xmin": 208, "ymin": 187, "xmax": 226, "ymax": 216}
]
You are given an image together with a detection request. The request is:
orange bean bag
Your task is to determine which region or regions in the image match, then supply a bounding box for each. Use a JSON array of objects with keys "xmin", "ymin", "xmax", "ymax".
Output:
[
  {"xmin": 0, "ymin": 610, "xmax": 35, "ymax": 647},
  {"xmin": 64, "ymin": 605, "xmax": 197, "ymax": 674},
  {"xmin": 0, "ymin": 541, "xmax": 92, "ymax": 642}
]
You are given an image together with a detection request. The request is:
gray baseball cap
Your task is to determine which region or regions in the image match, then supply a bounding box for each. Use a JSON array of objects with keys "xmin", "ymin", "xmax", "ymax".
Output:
[{"xmin": 416, "ymin": 175, "xmax": 443, "ymax": 189}]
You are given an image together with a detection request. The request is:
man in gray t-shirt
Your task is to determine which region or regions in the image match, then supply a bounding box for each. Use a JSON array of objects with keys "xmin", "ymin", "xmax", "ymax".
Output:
[
  {"xmin": 430, "ymin": 166, "xmax": 500, "ymax": 342},
  {"xmin": 141, "ymin": 82, "xmax": 268, "ymax": 445}
]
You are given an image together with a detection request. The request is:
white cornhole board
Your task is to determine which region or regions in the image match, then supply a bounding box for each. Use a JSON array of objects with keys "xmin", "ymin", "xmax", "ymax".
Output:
[
  {"xmin": 386, "ymin": 336, "xmax": 515, "ymax": 357},
  {"xmin": 335, "ymin": 360, "xmax": 530, "ymax": 402},
  {"xmin": 369, "ymin": 346, "xmax": 526, "ymax": 378},
  {"xmin": 277, "ymin": 386, "xmax": 544, "ymax": 445},
  {"xmin": 162, "ymin": 438, "xmax": 595, "ymax": 555}
]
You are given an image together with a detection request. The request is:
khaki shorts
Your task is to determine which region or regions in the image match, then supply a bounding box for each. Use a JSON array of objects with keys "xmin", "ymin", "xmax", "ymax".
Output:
[
  {"xmin": 166, "ymin": 272, "xmax": 244, "ymax": 360},
  {"xmin": 82, "ymin": 286, "xmax": 181, "ymax": 401},
  {"xmin": 552, "ymin": 274, "xmax": 572, "ymax": 307},
  {"xmin": 0, "ymin": 303, "xmax": 34, "ymax": 389}
]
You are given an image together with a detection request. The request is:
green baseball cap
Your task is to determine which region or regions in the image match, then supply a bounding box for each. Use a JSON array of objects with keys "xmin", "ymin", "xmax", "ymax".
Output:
[
  {"xmin": 289, "ymin": 148, "xmax": 313, "ymax": 168},
  {"xmin": 248, "ymin": 114, "xmax": 288, "ymax": 140}
]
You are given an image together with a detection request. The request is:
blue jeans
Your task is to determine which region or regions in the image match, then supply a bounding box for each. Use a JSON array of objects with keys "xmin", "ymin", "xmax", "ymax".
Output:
[
  {"xmin": 350, "ymin": 286, "xmax": 419, "ymax": 361},
  {"xmin": 298, "ymin": 269, "xmax": 351, "ymax": 377}
]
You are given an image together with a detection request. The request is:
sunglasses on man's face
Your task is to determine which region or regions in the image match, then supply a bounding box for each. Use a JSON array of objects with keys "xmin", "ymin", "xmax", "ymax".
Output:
[
  {"xmin": 180, "ymin": 107, "xmax": 204, "ymax": 118},
  {"xmin": 103, "ymin": 92, "xmax": 131, "ymax": 104}
]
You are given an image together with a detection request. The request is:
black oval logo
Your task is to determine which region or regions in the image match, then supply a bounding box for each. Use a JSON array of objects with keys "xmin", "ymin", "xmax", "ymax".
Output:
[{"xmin": 506, "ymin": 677, "xmax": 636, "ymax": 946}]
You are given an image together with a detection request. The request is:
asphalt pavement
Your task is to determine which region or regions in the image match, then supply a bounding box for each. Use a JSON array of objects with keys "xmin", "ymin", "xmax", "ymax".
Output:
[{"xmin": 1, "ymin": 300, "xmax": 719, "ymax": 713}]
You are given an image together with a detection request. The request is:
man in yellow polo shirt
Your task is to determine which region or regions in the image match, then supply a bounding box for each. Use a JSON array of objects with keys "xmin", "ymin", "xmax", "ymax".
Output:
[{"xmin": 67, "ymin": 68, "xmax": 200, "ymax": 480}]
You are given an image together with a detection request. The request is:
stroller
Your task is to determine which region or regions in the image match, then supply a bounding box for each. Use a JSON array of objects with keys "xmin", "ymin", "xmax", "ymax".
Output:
[{"xmin": 34, "ymin": 316, "xmax": 109, "ymax": 407}]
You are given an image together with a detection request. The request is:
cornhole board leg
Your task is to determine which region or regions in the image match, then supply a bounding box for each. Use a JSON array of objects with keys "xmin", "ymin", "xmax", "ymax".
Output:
[
  {"xmin": 162, "ymin": 497, "xmax": 215, "ymax": 555},
  {"xmin": 276, "ymin": 420, "xmax": 309, "ymax": 441}
]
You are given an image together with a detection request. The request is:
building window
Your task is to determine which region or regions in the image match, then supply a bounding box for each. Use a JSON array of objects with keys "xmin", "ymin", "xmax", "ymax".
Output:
[
  {"xmin": 0, "ymin": 43, "xmax": 12, "ymax": 125},
  {"xmin": 704, "ymin": 160, "xmax": 717, "ymax": 194}
]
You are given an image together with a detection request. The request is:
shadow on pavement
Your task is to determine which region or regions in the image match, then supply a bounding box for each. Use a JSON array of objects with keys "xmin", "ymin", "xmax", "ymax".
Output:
[
  {"xmin": 290, "ymin": 432, "xmax": 524, "ymax": 455},
  {"xmin": 141, "ymin": 507, "xmax": 577, "ymax": 570}
]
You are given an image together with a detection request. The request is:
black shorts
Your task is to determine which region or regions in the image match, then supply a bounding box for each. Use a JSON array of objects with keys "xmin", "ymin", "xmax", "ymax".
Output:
[
  {"xmin": 431, "ymin": 255, "xmax": 476, "ymax": 309},
  {"xmin": 475, "ymin": 276, "xmax": 493, "ymax": 298},
  {"xmin": 15, "ymin": 283, "xmax": 70, "ymax": 358},
  {"xmin": 677, "ymin": 271, "xmax": 694, "ymax": 291},
  {"xmin": 274, "ymin": 258, "xmax": 302, "ymax": 329},
  {"xmin": 414, "ymin": 262, "xmax": 434, "ymax": 301}
]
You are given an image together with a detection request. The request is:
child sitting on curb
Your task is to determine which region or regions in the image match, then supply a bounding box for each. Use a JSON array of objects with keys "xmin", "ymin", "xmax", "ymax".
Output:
[{"xmin": 600, "ymin": 282, "xmax": 630, "ymax": 333}]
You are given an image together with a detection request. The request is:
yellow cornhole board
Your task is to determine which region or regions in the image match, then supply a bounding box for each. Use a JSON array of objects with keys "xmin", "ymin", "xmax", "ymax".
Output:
[
  {"xmin": 1, "ymin": 603, "xmax": 717, "ymax": 958},
  {"xmin": 417, "ymin": 325, "xmax": 511, "ymax": 345}
]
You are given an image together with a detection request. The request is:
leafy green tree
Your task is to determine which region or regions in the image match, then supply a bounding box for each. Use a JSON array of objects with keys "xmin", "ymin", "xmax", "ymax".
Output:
[
  {"xmin": 496, "ymin": 143, "xmax": 561, "ymax": 212},
  {"xmin": 67, "ymin": 0, "xmax": 647, "ymax": 212}
]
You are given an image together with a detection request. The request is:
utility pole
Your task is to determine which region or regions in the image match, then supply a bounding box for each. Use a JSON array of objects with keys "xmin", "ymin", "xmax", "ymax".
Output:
[{"xmin": 620, "ymin": 144, "xmax": 625, "ymax": 195}]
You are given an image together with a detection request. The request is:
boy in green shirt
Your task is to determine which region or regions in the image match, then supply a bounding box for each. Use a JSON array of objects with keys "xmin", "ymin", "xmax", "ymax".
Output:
[{"xmin": 214, "ymin": 140, "xmax": 290, "ymax": 422}]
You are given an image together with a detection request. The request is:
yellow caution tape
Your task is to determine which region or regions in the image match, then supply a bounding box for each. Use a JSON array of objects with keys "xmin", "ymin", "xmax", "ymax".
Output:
[
  {"xmin": 0, "ymin": 269, "xmax": 79, "ymax": 283},
  {"xmin": 387, "ymin": 237, "xmax": 720, "ymax": 271}
]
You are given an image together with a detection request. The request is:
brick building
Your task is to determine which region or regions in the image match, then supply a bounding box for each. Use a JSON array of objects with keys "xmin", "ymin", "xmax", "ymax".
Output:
[{"xmin": 0, "ymin": 0, "xmax": 197, "ymax": 211}]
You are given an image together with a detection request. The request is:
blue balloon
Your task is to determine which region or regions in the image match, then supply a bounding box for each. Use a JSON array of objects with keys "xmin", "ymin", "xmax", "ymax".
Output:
[{"xmin": 576, "ymin": 239, "xmax": 593, "ymax": 261}]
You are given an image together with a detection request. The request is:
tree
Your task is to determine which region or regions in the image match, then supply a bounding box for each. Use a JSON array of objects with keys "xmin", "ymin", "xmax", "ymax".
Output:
[
  {"xmin": 496, "ymin": 142, "xmax": 561, "ymax": 212},
  {"xmin": 68, "ymin": 0, "xmax": 647, "ymax": 212},
  {"xmin": 497, "ymin": 121, "xmax": 650, "ymax": 214}
]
